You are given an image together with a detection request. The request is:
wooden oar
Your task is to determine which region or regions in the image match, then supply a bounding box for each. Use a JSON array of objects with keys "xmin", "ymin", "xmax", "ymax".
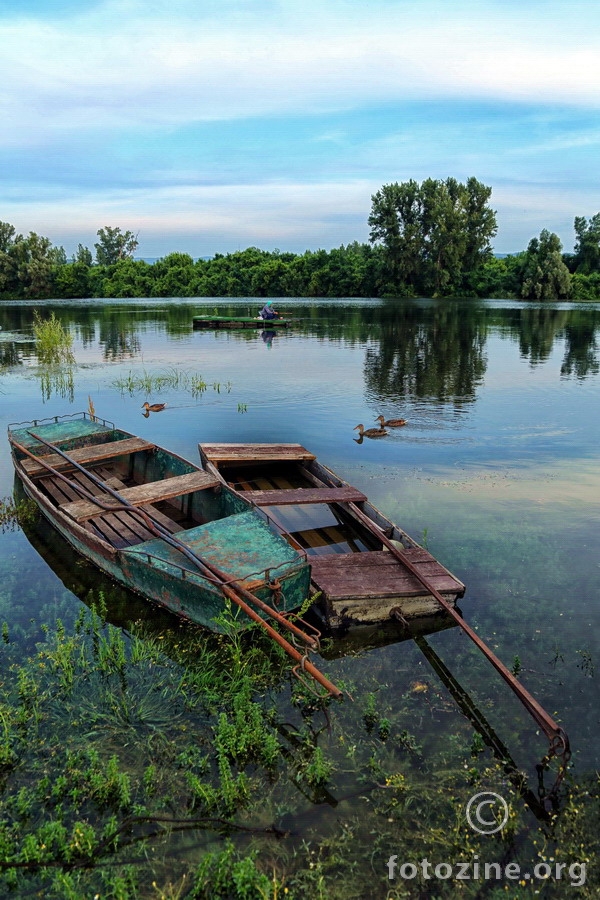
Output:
[
  {"xmin": 12, "ymin": 433, "xmax": 342, "ymax": 698},
  {"xmin": 347, "ymin": 500, "xmax": 570, "ymax": 762}
]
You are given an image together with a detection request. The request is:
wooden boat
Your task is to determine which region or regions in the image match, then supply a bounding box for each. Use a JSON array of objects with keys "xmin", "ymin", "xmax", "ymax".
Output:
[
  {"xmin": 192, "ymin": 315, "xmax": 292, "ymax": 329},
  {"xmin": 199, "ymin": 443, "xmax": 466, "ymax": 629},
  {"xmin": 8, "ymin": 415, "xmax": 311, "ymax": 633}
]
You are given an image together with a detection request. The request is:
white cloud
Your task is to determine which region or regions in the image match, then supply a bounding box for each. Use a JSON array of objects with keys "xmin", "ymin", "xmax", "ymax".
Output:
[
  {"xmin": 1, "ymin": 175, "xmax": 590, "ymax": 256},
  {"xmin": 2, "ymin": 1, "xmax": 600, "ymax": 147},
  {"xmin": 0, "ymin": 180, "xmax": 375, "ymax": 255}
]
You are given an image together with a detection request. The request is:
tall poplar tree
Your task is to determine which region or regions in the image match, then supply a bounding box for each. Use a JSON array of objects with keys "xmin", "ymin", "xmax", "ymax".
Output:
[{"xmin": 368, "ymin": 177, "xmax": 497, "ymax": 296}]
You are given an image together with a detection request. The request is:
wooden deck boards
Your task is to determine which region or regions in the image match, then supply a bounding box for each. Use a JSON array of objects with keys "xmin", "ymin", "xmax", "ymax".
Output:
[
  {"xmin": 22, "ymin": 437, "xmax": 155, "ymax": 477},
  {"xmin": 39, "ymin": 463, "xmax": 183, "ymax": 543},
  {"xmin": 310, "ymin": 550, "xmax": 462, "ymax": 600},
  {"xmin": 200, "ymin": 443, "xmax": 316, "ymax": 464},
  {"xmin": 244, "ymin": 486, "xmax": 367, "ymax": 506}
]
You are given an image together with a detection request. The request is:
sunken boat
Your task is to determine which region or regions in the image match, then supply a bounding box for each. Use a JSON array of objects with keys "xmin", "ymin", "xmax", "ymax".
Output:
[{"xmin": 8, "ymin": 415, "xmax": 311, "ymax": 633}]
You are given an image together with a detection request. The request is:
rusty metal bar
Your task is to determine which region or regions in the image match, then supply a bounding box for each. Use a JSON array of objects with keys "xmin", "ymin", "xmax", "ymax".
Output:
[
  {"xmin": 348, "ymin": 501, "xmax": 570, "ymax": 761},
  {"xmin": 19, "ymin": 432, "xmax": 321, "ymax": 653},
  {"xmin": 11, "ymin": 435, "xmax": 336, "ymax": 684}
]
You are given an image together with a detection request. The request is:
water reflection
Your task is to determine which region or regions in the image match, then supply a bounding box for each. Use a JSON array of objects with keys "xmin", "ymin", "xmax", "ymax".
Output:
[
  {"xmin": 261, "ymin": 329, "xmax": 276, "ymax": 349},
  {"xmin": 1, "ymin": 299, "xmax": 599, "ymax": 386}
]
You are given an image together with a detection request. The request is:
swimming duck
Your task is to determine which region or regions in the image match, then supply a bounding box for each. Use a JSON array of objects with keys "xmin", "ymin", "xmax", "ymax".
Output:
[
  {"xmin": 354, "ymin": 423, "xmax": 388, "ymax": 438},
  {"xmin": 142, "ymin": 402, "xmax": 166, "ymax": 413},
  {"xmin": 375, "ymin": 414, "xmax": 406, "ymax": 428}
]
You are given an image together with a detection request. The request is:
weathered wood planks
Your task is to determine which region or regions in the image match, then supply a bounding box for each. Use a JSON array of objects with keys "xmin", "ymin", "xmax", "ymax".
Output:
[
  {"xmin": 61, "ymin": 471, "xmax": 220, "ymax": 521},
  {"xmin": 310, "ymin": 550, "xmax": 461, "ymax": 600},
  {"xmin": 23, "ymin": 437, "xmax": 155, "ymax": 477},
  {"xmin": 244, "ymin": 486, "xmax": 367, "ymax": 506},
  {"xmin": 200, "ymin": 443, "xmax": 316, "ymax": 463}
]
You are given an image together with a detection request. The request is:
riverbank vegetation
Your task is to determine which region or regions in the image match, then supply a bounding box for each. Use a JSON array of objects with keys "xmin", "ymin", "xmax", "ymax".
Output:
[{"xmin": 2, "ymin": 184, "xmax": 600, "ymax": 301}]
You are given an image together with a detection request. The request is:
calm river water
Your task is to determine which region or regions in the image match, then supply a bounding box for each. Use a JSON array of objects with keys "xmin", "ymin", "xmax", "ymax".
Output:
[{"xmin": 0, "ymin": 296, "xmax": 599, "ymax": 894}]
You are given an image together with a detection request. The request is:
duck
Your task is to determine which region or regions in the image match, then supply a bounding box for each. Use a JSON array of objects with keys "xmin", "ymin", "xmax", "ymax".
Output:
[
  {"xmin": 141, "ymin": 402, "xmax": 166, "ymax": 413},
  {"xmin": 354, "ymin": 423, "xmax": 388, "ymax": 438},
  {"xmin": 375, "ymin": 414, "xmax": 406, "ymax": 428}
]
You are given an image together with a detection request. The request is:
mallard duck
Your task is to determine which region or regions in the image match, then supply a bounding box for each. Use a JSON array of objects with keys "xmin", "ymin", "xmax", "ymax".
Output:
[
  {"xmin": 142, "ymin": 402, "xmax": 166, "ymax": 413},
  {"xmin": 375, "ymin": 414, "xmax": 406, "ymax": 428},
  {"xmin": 354, "ymin": 424, "xmax": 388, "ymax": 438}
]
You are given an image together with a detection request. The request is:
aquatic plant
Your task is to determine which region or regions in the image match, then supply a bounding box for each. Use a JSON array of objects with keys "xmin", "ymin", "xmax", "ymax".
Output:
[
  {"xmin": 0, "ymin": 495, "xmax": 37, "ymax": 533},
  {"xmin": 33, "ymin": 311, "xmax": 74, "ymax": 365},
  {"xmin": 111, "ymin": 367, "xmax": 232, "ymax": 399}
]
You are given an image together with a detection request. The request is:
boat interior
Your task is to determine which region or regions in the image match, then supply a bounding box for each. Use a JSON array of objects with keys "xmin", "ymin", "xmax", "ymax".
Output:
[
  {"xmin": 210, "ymin": 459, "xmax": 385, "ymax": 557},
  {"xmin": 11, "ymin": 421, "xmax": 248, "ymax": 551}
]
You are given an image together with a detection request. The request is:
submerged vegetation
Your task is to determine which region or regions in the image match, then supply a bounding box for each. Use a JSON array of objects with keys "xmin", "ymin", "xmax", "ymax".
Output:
[{"xmin": 0, "ymin": 565, "xmax": 597, "ymax": 897}]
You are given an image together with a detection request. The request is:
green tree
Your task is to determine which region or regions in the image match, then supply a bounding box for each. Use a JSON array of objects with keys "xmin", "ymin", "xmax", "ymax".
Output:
[
  {"xmin": 54, "ymin": 262, "xmax": 93, "ymax": 298},
  {"xmin": 573, "ymin": 214, "xmax": 600, "ymax": 274},
  {"xmin": 0, "ymin": 231, "xmax": 57, "ymax": 298},
  {"xmin": 368, "ymin": 177, "xmax": 497, "ymax": 296},
  {"xmin": 368, "ymin": 179, "xmax": 424, "ymax": 292},
  {"xmin": 94, "ymin": 226, "xmax": 139, "ymax": 265},
  {"xmin": 0, "ymin": 221, "xmax": 18, "ymax": 252},
  {"xmin": 519, "ymin": 230, "xmax": 572, "ymax": 300},
  {"xmin": 73, "ymin": 243, "xmax": 93, "ymax": 266}
]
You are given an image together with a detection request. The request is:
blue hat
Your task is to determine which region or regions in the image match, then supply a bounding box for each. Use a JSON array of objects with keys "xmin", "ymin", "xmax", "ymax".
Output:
[{"xmin": 267, "ymin": 300, "xmax": 273, "ymax": 306}]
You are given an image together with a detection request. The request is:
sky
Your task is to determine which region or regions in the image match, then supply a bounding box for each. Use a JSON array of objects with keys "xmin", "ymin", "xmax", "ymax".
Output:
[{"xmin": 1, "ymin": 0, "xmax": 600, "ymax": 259}]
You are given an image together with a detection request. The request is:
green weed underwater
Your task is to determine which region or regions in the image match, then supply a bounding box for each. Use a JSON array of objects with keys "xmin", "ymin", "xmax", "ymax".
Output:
[{"xmin": 0, "ymin": 589, "xmax": 598, "ymax": 898}]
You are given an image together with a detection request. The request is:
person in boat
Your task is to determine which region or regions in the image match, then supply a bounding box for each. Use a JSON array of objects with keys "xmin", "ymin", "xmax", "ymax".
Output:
[{"xmin": 259, "ymin": 300, "xmax": 281, "ymax": 320}]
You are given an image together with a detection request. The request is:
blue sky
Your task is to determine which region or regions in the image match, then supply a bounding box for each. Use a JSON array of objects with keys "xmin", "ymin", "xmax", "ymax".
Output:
[{"xmin": 2, "ymin": 0, "xmax": 599, "ymax": 258}]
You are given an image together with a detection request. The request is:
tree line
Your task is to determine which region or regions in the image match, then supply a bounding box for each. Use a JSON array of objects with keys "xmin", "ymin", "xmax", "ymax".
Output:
[{"xmin": 2, "ymin": 181, "xmax": 600, "ymax": 300}]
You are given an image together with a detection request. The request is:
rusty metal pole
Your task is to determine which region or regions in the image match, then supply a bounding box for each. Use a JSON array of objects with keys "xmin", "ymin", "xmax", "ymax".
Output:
[{"xmin": 348, "ymin": 501, "xmax": 570, "ymax": 759}]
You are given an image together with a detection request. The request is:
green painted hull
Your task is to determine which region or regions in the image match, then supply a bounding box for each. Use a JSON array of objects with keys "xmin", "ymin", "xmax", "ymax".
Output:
[{"xmin": 9, "ymin": 414, "xmax": 310, "ymax": 633}]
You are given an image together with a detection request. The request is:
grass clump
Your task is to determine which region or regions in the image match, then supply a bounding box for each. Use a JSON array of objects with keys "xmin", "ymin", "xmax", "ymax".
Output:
[
  {"xmin": 111, "ymin": 367, "xmax": 232, "ymax": 399},
  {"xmin": 33, "ymin": 311, "xmax": 74, "ymax": 366}
]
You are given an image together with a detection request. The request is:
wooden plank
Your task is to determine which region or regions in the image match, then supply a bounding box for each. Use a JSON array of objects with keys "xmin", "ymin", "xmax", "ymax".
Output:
[
  {"xmin": 111, "ymin": 510, "xmax": 156, "ymax": 543},
  {"xmin": 200, "ymin": 443, "xmax": 316, "ymax": 463},
  {"xmin": 89, "ymin": 468, "xmax": 181, "ymax": 534},
  {"xmin": 22, "ymin": 438, "xmax": 155, "ymax": 477},
  {"xmin": 244, "ymin": 486, "xmax": 367, "ymax": 506},
  {"xmin": 84, "ymin": 513, "xmax": 133, "ymax": 549},
  {"xmin": 61, "ymin": 471, "xmax": 219, "ymax": 521},
  {"xmin": 40, "ymin": 475, "xmax": 80, "ymax": 506},
  {"xmin": 310, "ymin": 551, "xmax": 463, "ymax": 600}
]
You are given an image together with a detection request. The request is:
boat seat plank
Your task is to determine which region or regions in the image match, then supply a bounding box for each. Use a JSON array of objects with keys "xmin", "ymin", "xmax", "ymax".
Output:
[
  {"xmin": 61, "ymin": 471, "xmax": 219, "ymax": 521},
  {"xmin": 22, "ymin": 438, "xmax": 155, "ymax": 477},
  {"xmin": 309, "ymin": 551, "xmax": 463, "ymax": 600},
  {"xmin": 81, "ymin": 468, "xmax": 183, "ymax": 535},
  {"xmin": 200, "ymin": 443, "xmax": 316, "ymax": 463},
  {"xmin": 244, "ymin": 486, "xmax": 367, "ymax": 506}
]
